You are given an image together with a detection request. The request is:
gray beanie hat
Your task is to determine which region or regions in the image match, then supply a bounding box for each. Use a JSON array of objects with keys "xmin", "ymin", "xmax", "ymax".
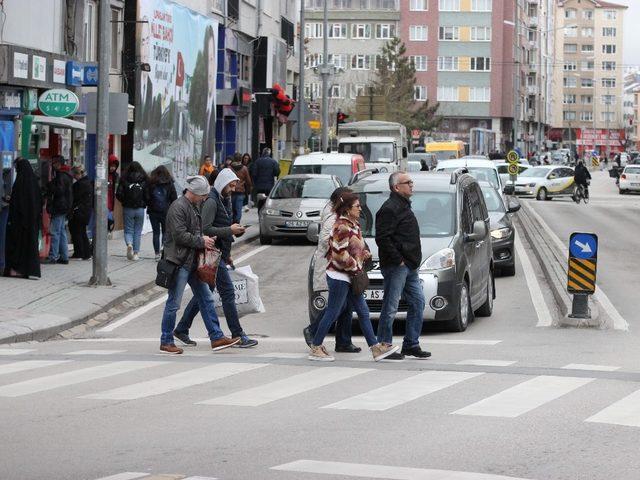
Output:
[{"xmin": 185, "ymin": 175, "xmax": 210, "ymax": 195}]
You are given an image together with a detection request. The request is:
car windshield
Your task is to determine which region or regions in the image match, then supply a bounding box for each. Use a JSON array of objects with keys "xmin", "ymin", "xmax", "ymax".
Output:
[
  {"xmin": 338, "ymin": 142, "xmax": 394, "ymax": 163},
  {"xmin": 439, "ymin": 167, "xmax": 500, "ymax": 189},
  {"xmin": 432, "ymin": 150, "xmax": 458, "ymax": 161},
  {"xmin": 359, "ymin": 192, "xmax": 455, "ymax": 237},
  {"xmin": 520, "ymin": 167, "xmax": 551, "ymax": 178},
  {"xmin": 270, "ymin": 178, "xmax": 335, "ymax": 199},
  {"xmin": 625, "ymin": 167, "xmax": 640, "ymax": 174},
  {"xmin": 290, "ymin": 164, "xmax": 351, "ymax": 184},
  {"xmin": 480, "ymin": 186, "xmax": 505, "ymax": 213}
]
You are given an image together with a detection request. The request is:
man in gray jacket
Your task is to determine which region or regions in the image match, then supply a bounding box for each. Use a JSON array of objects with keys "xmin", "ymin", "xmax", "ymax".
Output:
[
  {"xmin": 174, "ymin": 168, "xmax": 258, "ymax": 348},
  {"xmin": 160, "ymin": 175, "xmax": 240, "ymax": 354}
]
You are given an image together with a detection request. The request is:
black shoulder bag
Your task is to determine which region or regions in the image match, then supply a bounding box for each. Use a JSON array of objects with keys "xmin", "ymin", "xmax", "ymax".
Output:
[{"xmin": 156, "ymin": 257, "xmax": 179, "ymax": 289}]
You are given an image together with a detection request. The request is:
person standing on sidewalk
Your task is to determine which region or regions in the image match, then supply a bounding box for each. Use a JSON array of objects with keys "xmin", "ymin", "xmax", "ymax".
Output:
[
  {"xmin": 0, "ymin": 165, "xmax": 11, "ymax": 272},
  {"xmin": 145, "ymin": 165, "xmax": 177, "ymax": 260},
  {"xmin": 250, "ymin": 148, "xmax": 280, "ymax": 210},
  {"xmin": 116, "ymin": 161, "xmax": 147, "ymax": 261},
  {"xmin": 309, "ymin": 192, "xmax": 400, "ymax": 362},
  {"xmin": 174, "ymin": 168, "xmax": 258, "ymax": 348},
  {"xmin": 69, "ymin": 166, "xmax": 93, "ymax": 260},
  {"xmin": 375, "ymin": 172, "xmax": 430, "ymax": 360},
  {"xmin": 304, "ymin": 186, "xmax": 359, "ymax": 353},
  {"xmin": 43, "ymin": 156, "xmax": 73, "ymax": 265},
  {"xmin": 107, "ymin": 155, "xmax": 119, "ymax": 233},
  {"xmin": 199, "ymin": 155, "xmax": 216, "ymax": 180},
  {"xmin": 230, "ymin": 153, "xmax": 252, "ymax": 223},
  {"xmin": 160, "ymin": 175, "xmax": 240, "ymax": 354}
]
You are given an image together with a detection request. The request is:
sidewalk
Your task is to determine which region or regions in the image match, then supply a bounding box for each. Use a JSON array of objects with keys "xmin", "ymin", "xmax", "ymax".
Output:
[{"xmin": 0, "ymin": 208, "xmax": 259, "ymax": 344}]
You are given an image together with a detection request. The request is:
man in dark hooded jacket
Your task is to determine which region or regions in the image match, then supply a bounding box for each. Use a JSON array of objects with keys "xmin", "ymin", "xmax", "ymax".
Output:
[{"xmin": 44, "ymin": 156, "xmax": 73, "ymax": 264}]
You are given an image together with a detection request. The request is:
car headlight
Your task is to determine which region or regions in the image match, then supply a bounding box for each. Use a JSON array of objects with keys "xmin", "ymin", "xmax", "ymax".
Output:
[
  {"xmin": 528, "ymin": 183, "xmax": 537, "ymax": 188},
  {"xmin": 491, "ymin": 227, "xmax": 512, "ymax": 240},
  {"xmin": 421, "ymin": 248, "xmax": 455, "ymax": 271},
  {"xmin": 263, "ymin": 208, "xmax": 279, "ymax": 216}
]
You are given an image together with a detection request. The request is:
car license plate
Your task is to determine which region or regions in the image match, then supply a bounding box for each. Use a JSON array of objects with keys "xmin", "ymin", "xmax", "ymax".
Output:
[
  {"xmin": 631, "ymin": 183, "xmax": 640, "ymax": 186},
  {"xmin": 364, "ymin": 289, "xmax": 384, "ymax": 300},
  {"xmin": 285, "ymin": 220, "xmax": 309, "ymax": 228}
]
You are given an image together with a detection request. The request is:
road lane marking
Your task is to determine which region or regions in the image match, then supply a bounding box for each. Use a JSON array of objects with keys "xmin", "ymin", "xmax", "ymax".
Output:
[
  {"xmin": 233, "ymin": 244, "xmax": 270, "ymax": 264},
  {"xmin": 69, "ymin": 337, "xmax": 503, "ymax": 345},
  {"xmin": 456, "ymin": 359, "xmax": 517, "ymax": 367},
  {"xmin": 452, "ymin": 375, "xmax": 594, "ymax": 418},
  {"xmin": 0, "ymin": 361, "xmax": 164, "ymax": 397},
  {"xmin": 271, "ymin": 460, "xmax": 536, "ymax": 479},
  {"xmin": 514, "ymin": 233, "xmax": 554, "ymax": 327},
  {"xmin": 82, "ymin": 363, "xmax": 267, "ymax": 400},
  {"xmin": 254, "ymin": 352, "xmax": 308, "ymax": 359},
  {"xmin": 0, "ymin": 349, "xmax": 35, "ymax": 355},
  {"xmin": 67, "ymin": 350, "xmax": 126, "ymax": 355},
  {"xmin": 322, "ymin": 371, "xmax": 483, "ymax": 411},
  {"xmin": 198, "ymin": 366, "xmax": 371, "ymax": 407},
  {"xmin": 0, "ymin": 360, "xmax": 70, "ymax": 376},
  {"xmin": 562, "ymin": 363, "xmax": 620, "ymax": 372},
  {"xmin": 586, "ymin": 388, "xmax": 640, "ymax": 427},
  {"xmin": 525, "ymin": 203, "xmax": 629, "ymax": 331},
  {"xmin": 92, "ymin": 474, "xmax": 149, "ymax": 480}
]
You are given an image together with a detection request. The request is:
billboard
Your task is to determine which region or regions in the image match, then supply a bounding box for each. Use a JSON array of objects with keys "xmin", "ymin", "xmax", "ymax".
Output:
[{"xmin": 134, "ymin": 0, "xmax": 218, "ymax": 186}]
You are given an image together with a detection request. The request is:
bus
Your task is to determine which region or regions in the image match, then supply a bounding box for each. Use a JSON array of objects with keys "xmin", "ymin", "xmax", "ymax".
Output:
[{"xmin": 425, "ymin": 141, "xmax": 466, "ymax": 161}]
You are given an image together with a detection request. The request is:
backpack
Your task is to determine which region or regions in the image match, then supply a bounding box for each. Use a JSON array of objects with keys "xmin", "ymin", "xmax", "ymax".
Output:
[
  {"xmin": 150, "ymin": 184, "xmax": 169, "ymax": 212},
  {"xmin": 126, "ymin": 182, "xmax": 144, "ymax": 207}
]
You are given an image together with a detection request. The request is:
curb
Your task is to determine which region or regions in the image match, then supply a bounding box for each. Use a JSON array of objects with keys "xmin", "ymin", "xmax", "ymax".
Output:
[
  {"xmin": 0, "ymin": 228, "xmax": 261, "ymax": 345},
  {"xmin": 515, "ymin": 200, "xmax": 601, "ymax": 328}
]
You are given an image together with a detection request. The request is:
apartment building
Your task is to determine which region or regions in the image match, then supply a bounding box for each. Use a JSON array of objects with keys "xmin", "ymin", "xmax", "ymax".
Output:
[{"xmin": 552, "ymin": 0, "xmax": 627, "ymax": 157}]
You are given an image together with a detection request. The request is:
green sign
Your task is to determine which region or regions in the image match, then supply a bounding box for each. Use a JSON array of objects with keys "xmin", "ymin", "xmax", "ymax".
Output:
[{"xmin": 38, "ymin": 89, "xmax": 79, "ymax": 118}]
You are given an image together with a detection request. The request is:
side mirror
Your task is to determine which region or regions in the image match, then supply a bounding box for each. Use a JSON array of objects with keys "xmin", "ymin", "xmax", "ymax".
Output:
[
  {"xmin": 466, "ymin": 220, "xmax": 487, "ymax": 242},
  {"xmin": 507, "ymin": 199, "xmax": 521, "ymax": 213},
  {"xmin": 503, "ymin": 184, "xmax": 515, "ymax": 195},
  {"xmin": 402, "ymin": 147, "xmax": 408, "ymax": 158},
  {"xmin": 306, "ymin": 222, "xmax": 320, "ymax": 243}
]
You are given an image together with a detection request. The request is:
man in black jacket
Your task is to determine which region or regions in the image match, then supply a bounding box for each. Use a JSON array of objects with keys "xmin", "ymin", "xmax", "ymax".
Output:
[
  {"xmin": 375, "ymin": 172, "xmax": 430, "ymax": 360},
  {"xmin": 250, "ymin": 147, "xmax": 280, "ymax": 210},
  {"xmin": 574, "ymin": 160, "xmax": 592, "ymax": 199},
  {"xmin": 69, "ymin": 166, "xmax": 93, "ymax": 260},
  {"xmin": 44, "ymin": 156, "xmax": 73, "ymax": 264}
]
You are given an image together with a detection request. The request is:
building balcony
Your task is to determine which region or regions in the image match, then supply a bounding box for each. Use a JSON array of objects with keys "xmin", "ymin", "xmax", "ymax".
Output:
[
  {"xmin": 528, "ymin": 63, "xmax": 538, "ymax": 72},
  {"xmin": 527, "ymin": 85, "xmax": 539, "ymax": 95},
  {"xmin": 528, "ymin": 16, "xmax": 538, "ymax": 28}
]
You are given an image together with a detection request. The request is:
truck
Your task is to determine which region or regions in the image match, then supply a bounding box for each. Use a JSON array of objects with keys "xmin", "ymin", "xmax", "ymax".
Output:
[{"xmin": 336, "ymin": 120, "xmax": 408, "ymax": 173}]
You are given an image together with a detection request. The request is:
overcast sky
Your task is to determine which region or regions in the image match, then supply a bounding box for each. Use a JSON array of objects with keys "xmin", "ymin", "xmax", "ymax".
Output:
[{"xmin": 615, "ymin": 0, "xmax": 639, "ymax": 68}]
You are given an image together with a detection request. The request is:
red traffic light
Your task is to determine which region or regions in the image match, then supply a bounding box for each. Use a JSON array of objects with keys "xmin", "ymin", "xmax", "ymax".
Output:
[{"xmin": 337, "ymin": 112, "xmax": 349, "ymax": 124}]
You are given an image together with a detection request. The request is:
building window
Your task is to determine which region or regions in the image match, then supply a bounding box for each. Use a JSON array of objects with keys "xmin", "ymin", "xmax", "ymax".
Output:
[
  {"xmin": 409, "ymin": 25, "xmax": 428, "ymax": 41},
  {"xmin": 583, "ymin": 10, "xmax": 593, "ymax": 20},
  {"xmin": 437, "ymin": 56, "xmax": 459, "ymax": 71},
  {"xmin": 328, "ymin": 23, "xmax": 347, "ymax": 38},
  {"xmin": 327, "ymin": 54, "xmax": 348, "ymax": 69},
  {"xmin": 564, "ymin": 44, "xmax": 577, "ymax": 54},
  {"xmin": 602, "ymin": 27, "xmax": 617, "ymax": 37},
  {"xmin": 83, "ymin": 0, "xmax": 97, "ymax": 62},
  {"xmin": 328, "ymin": 85, "xmax": 343, "ymax": 98},
  {"xmin": 580, "ymin": 111, "xmax": 593, "ymax": 122},
  {"xmin": 602, "ymin": 44, "xmax": 616, "ymax": 54},
  {"xmin": 471, "ymin": 0, "xmax": 491, "ymax": 12},
  {"xmin": 414, "ymin": 85, "xmax": 427, "ymax": 101},
  {"xmin": 439, "ymin": 26, "xmax": 459, "ymax": 41},
  {"xmin": 581, "ymin": 44, "xmax": 594, "ymax": 53},
  {"xmin": 565, "ymin": 26, "xmax": 577, "ymax": 37},
  {"xmin": 410, "ymin": 55, "xmax": 428, "ymax": 71},
  {"xmin": 602, "ymin": 78, "xmax": 616, "ymax": 88},
  {"xmin": 239, "ymin": 54, "xmax": 251, "ymax": 81},
  {"xmin": 376, "ymin": 24, "xmax": 396, "ymax": 39},
  {"xmin": 469, "ymin": 87, "xmax": 491, "ymax": 102},
  {"xmin": 305, "ymin": 53, "xmax": 323, "ymax": 69},
  {"xmin": 602, "ymin": 61, "xmax": 616, "ymax": 71},
  {"xmin": 563, "ymin": 77, "xmax": 577, "ymax": 88},
  {"xmin": 438, "ymin": 0, "xmax": 460, "ymax": 12},
  {"xmin": 470, "ymin": 27, "xmax": 491, "ymax": 41},
  {"xmin": 410, "ymin": 0, "xmax": 428, "ymax": 10},
  {"xmin": 304, "ymin": 82, "xmax": 321, "ymax": 99},
  {"xmin": 565, "ymin": 8, "xmax": 576, "ymax": 19},
  {"xmin": 437, "ymin": 86, "xmax": 459, "ymax": 101},
  {"xmin": 110, "ymin": 7, "xmax": 122, "ymax": 70},
  {"xmin": 351, "ymin": 54, "xmax": 371, "ymax": 70},
  {"xmin": 563, "ymin": 111, "xmax": 576, "ymax": 121},
  {"xmin": 305, "ymin": 23, "xmax": 323, "ymax": 38},
  {"xmin": 581, "ymin": 78, "xmax": 594, "ymax": 88},
  {"xmin": 352, "ymin": 84, "xmax": 368, "ymax": 98},
  {"xmin": 581, "ymin": 60, "xmax": 594, "ymax": 71},
  {"xmin": 604, "ymin": 10, "xmax": 617, "ymax": 20},
  {"xmin": 563, "ymin": 61, "xmax": 577, "ymax": 71},
  {"xmin": 601, "ymin": 112, "xmax": 615, "ymax": 122},
  {"xmin": 563, "ymin": 94, "xmax": 576, "ymax": 104},
  {"xmin": 601, "ymin": 95, "xmax": 616, "ymax": 105},
  {"xmin": 352, "ymin": 24, "xmax": 372, "ymax": 39},
  {"xmin": 581, "ymin": 27, "xmax": 593, "ymax": 37},
  {"xmin": 580, "ymin": 95, "xmax": 593, "ymax": 105},
  {"xmin": 470, "ymin": 57, "xmax": 491, "ymax": 72}
]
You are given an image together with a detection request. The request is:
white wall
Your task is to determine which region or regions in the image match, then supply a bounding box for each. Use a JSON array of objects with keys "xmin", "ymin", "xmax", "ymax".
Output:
[{"xmin": 2, "ymin": 0, "xmax": 65, "ymax": 53}]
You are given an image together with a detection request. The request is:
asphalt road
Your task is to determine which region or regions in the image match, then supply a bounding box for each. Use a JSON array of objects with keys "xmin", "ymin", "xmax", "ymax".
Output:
[{"xmin": 2, "ymin": 197, "xmax": 640, "ymax": 480}]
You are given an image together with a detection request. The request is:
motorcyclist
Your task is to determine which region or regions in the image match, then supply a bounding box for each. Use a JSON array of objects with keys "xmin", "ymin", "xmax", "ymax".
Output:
[{"xmin": 574, "ymin": 160, "xmax": 592, "ymax": 200}]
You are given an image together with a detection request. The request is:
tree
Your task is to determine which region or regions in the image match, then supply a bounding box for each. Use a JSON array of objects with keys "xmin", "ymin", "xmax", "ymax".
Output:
[
  {"xmin": 188, "ymin": 50, "xmax": 207, "ymax": 131},
  {"xmin": 372, "ymin": 37, "xmax": 441, "ymax": 133}
]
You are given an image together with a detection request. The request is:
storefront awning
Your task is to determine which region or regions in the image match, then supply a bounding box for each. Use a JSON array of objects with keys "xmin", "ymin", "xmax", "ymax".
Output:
[
  {"xmin": 31, "ymin": 115, "xmax": 86, "ymax": 130},
  {"xmin": 216, "ymin": 89, "xmax": 238, "ymax": 106}
]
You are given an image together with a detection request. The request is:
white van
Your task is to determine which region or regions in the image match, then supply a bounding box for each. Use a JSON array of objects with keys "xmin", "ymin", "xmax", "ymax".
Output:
[
  {"xmin": 289, "ymin": 152, "xmax": 366, "ymax": 185},
  {"xmin": 435, "ymin": 158, "xmax": 503, "ymax": 192}
]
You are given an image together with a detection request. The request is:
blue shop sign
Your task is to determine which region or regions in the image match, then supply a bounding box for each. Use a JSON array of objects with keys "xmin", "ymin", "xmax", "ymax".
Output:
[
  {"xmin": 66, "ymin": 61, "xmax": 83, "ymax": 86},
  {"xmin": 83, "ymin": 64, "xmax": 99, "ymax": 86}
]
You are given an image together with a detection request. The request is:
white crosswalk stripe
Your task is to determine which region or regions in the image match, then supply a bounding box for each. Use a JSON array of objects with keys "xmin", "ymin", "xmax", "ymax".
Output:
[
  {"xmin": 0, "ymin": 349, "xmax": 35, "ymax": 355},
  {"xmin": 456, "ymin": 359, "xmax": 517, "ymax": 367},
  {"xmin": 67, "ymin": 350, "xmax": 126, "ymax": 355},
  {"xmin": 92, "ymin": 473, "xmax": 149, "ymax": 480},
  {"xmin": 453, "ymin": 375, "xmax": 595, "ymax": 418},
  {"xmin": 0, "ymin": 361, "xmax": 164, "ymax": 397},
  {"xmin": 83, "ymin": 363, "xmax": 267, "ymax": 400},
  {"xmin": 586, "ymin": 388, "xmax": 640, "ymax": 427},
  {"xmin": 322, "ymin": 371, "xmax": 483, "ymax": 411},
  {"xmin": 0, "ymin": 360, "xmax": 70, "ymax": 376},
  {"xmin": 561, "ymin": 363, "xmax": 620, "ymax": 372},
  {"xmin": 198, "ymin": 366, "xmax": 371, "ymax": 407}
]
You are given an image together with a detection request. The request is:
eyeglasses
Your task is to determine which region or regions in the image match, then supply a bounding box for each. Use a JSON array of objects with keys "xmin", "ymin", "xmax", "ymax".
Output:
[{"xmin": 398, "ymin": 180, "xmax": 414, "ymax": 186}]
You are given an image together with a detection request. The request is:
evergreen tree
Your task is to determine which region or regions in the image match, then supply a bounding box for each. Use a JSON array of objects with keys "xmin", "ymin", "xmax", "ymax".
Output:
[{"xmin": 188, "ymin": 51, "xmax": 207, "ymax": 131}]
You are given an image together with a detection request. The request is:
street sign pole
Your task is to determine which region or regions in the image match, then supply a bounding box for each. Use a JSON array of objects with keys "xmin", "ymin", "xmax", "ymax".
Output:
[
  {"xmin": 567, "ymin": 232, "xmax": 598, "ymax": 319},
  {"xmin": 297, "ymin": 0, "xmax": 305, "ymax": 155},
  {"xmin": 507, "ymin": 150, "xmax": 519, "ymax": 193}
]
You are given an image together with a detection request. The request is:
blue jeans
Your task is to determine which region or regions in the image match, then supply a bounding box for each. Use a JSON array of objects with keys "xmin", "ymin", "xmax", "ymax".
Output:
[
  {"xmin": 160, "ymin": 266, "xmax": 224, "ymax": 345},
  {"xmin": 313, "ymin": 275, "xmax": 377, "ymax": 347},
  {"xmin": 231, "ymin": 193, "xmax": 244, "ymax": 224},
  {"xmin": 48, "ymin": 214, "xmax": 69, "ymax": 262},
  {"xmin": 123, "ymin": 207, "xmax": 145, "ymax": 253},
  {"xmin": 148, "ymin": 211, "xmax": 166, "ymax": 255},
  {"xmin": 175, "ymin": 259, "xmax": 245, "ymax": 338},
  {"xmin": 0, "ymin": 206, "xmax": 8, "ymax": 270},
  {"xmin": 308, "ymin": 298, "xmax": 354, "ymax": 346},
  {"xmin": 377, "ymin": 265, "xmax": 425, "ymax": 349}
]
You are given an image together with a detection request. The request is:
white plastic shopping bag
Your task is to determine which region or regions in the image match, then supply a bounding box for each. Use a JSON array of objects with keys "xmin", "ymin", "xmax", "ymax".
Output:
[{"xmin": 212, "ymin": 265, "xmax": 266, "ymax": 317}]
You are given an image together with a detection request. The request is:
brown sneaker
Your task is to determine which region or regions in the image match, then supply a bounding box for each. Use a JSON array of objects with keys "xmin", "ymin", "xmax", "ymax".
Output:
[
  {"xmin": 371, "ymin": 343, "xmax": 400, "ymax": 362},
  {"xmin": 211, "ymin": 336, "xmax": 241, "ymax": 351},
  {"xmin": 160, "ymin": 344, "xmax": 183, "ymax": 354},
  {"xmin": 308, "ymin": 345, "xmax": 335, "ymax": 362}
]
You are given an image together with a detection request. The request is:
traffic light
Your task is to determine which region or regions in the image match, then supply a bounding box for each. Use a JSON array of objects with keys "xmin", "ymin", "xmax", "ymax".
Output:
[
  {"xmin": 270, "ymin": 83, "xmax": 295, "ymax": 119},
  {"xmin": 336, "ymin": 110, "xmax": 349, "ymax": 134}
]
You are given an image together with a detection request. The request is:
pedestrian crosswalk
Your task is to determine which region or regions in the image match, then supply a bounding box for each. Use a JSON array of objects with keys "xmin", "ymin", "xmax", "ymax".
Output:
[
  {"xmin": 93, "ymin": 474, "xmax": 217, "ymax": 480},
  {"xmin": 0, "ymin": 357, "xmax": 639, "ymax": 429}
]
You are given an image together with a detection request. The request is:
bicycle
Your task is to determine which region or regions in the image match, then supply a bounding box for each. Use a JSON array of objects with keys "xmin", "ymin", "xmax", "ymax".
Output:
[{"xmin": 573, "ymin": 182, "xmax": 589, "ymax": 204}]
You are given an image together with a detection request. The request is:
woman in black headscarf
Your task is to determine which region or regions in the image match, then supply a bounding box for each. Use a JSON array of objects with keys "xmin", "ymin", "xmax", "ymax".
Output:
[{"xmin": 4, "ymin": 158, "xmax": 42, "ymax": 278}]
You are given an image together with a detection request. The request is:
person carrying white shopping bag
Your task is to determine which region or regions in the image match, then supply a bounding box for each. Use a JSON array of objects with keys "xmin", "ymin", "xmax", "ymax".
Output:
[{"xmin": 212, "ymin": 265, "xmax": 266, "ymax": 317}]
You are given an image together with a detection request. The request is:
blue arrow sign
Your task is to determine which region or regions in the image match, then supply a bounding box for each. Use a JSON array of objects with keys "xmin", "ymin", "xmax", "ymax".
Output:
[{"xmin": 569, "ymin": 232, "xmax": 598, "ymax": 260}]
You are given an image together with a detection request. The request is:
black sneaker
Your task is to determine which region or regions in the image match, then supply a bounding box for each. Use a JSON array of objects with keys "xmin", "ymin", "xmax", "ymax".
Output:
[
  {"xmin": 173, "ymin": 331, "xmax": 197, "ymax": 346},
  {"xmin": 335, "ymin": 344, "xmax": 362, "ymax": 353},
  {"xmin": 303, "ymin": 326, "xmax": 313, "ymax": 347},
  {"xmin": 233, "ymin": 335, "xmax": 259, "ymax": 348},
  {"xmin": 381, "ymin": 351, "xmax": 405, "ymax": 362},
  {"xmin": 401, "ymin": 346, "xmax": 431, "ymax": 359},
  {"xmin": 56, "ymin": 259, "xmax": 69, "ymax": 265}
]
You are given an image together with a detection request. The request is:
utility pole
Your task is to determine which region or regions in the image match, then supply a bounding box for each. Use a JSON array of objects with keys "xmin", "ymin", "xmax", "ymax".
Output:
[
  {"xmin": 514, "ymin": 0, "xmax": 521, "ymax": 153},
  {"xmin": 320, "ymin": 0, "xmax": 330, "ymax": 153},
  {"xmin": 90, "ymin": 0, "xmax": 112, "ymax": 286},
  {"xmin": 297, "ymin": 0, "xmax": 305, "ymax": 154}
]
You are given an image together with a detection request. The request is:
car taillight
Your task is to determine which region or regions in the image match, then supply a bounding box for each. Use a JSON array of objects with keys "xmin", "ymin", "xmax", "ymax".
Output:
[
  {"xmin": 351, "ymin": 156, "xmax": 362, "ymax": 174},
  {"xmin": 621, "ymin": 174, "xmax": 627, "ymax": 179}
]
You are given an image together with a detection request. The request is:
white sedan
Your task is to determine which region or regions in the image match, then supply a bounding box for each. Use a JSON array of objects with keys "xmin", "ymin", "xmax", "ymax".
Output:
[
  {"xmin": 619, "ymin": 165, "xmax": 640, "ymax": 194},
  {"xmin": 512, "ymin": 166, "xmax": 576, "ymax": 201}
]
